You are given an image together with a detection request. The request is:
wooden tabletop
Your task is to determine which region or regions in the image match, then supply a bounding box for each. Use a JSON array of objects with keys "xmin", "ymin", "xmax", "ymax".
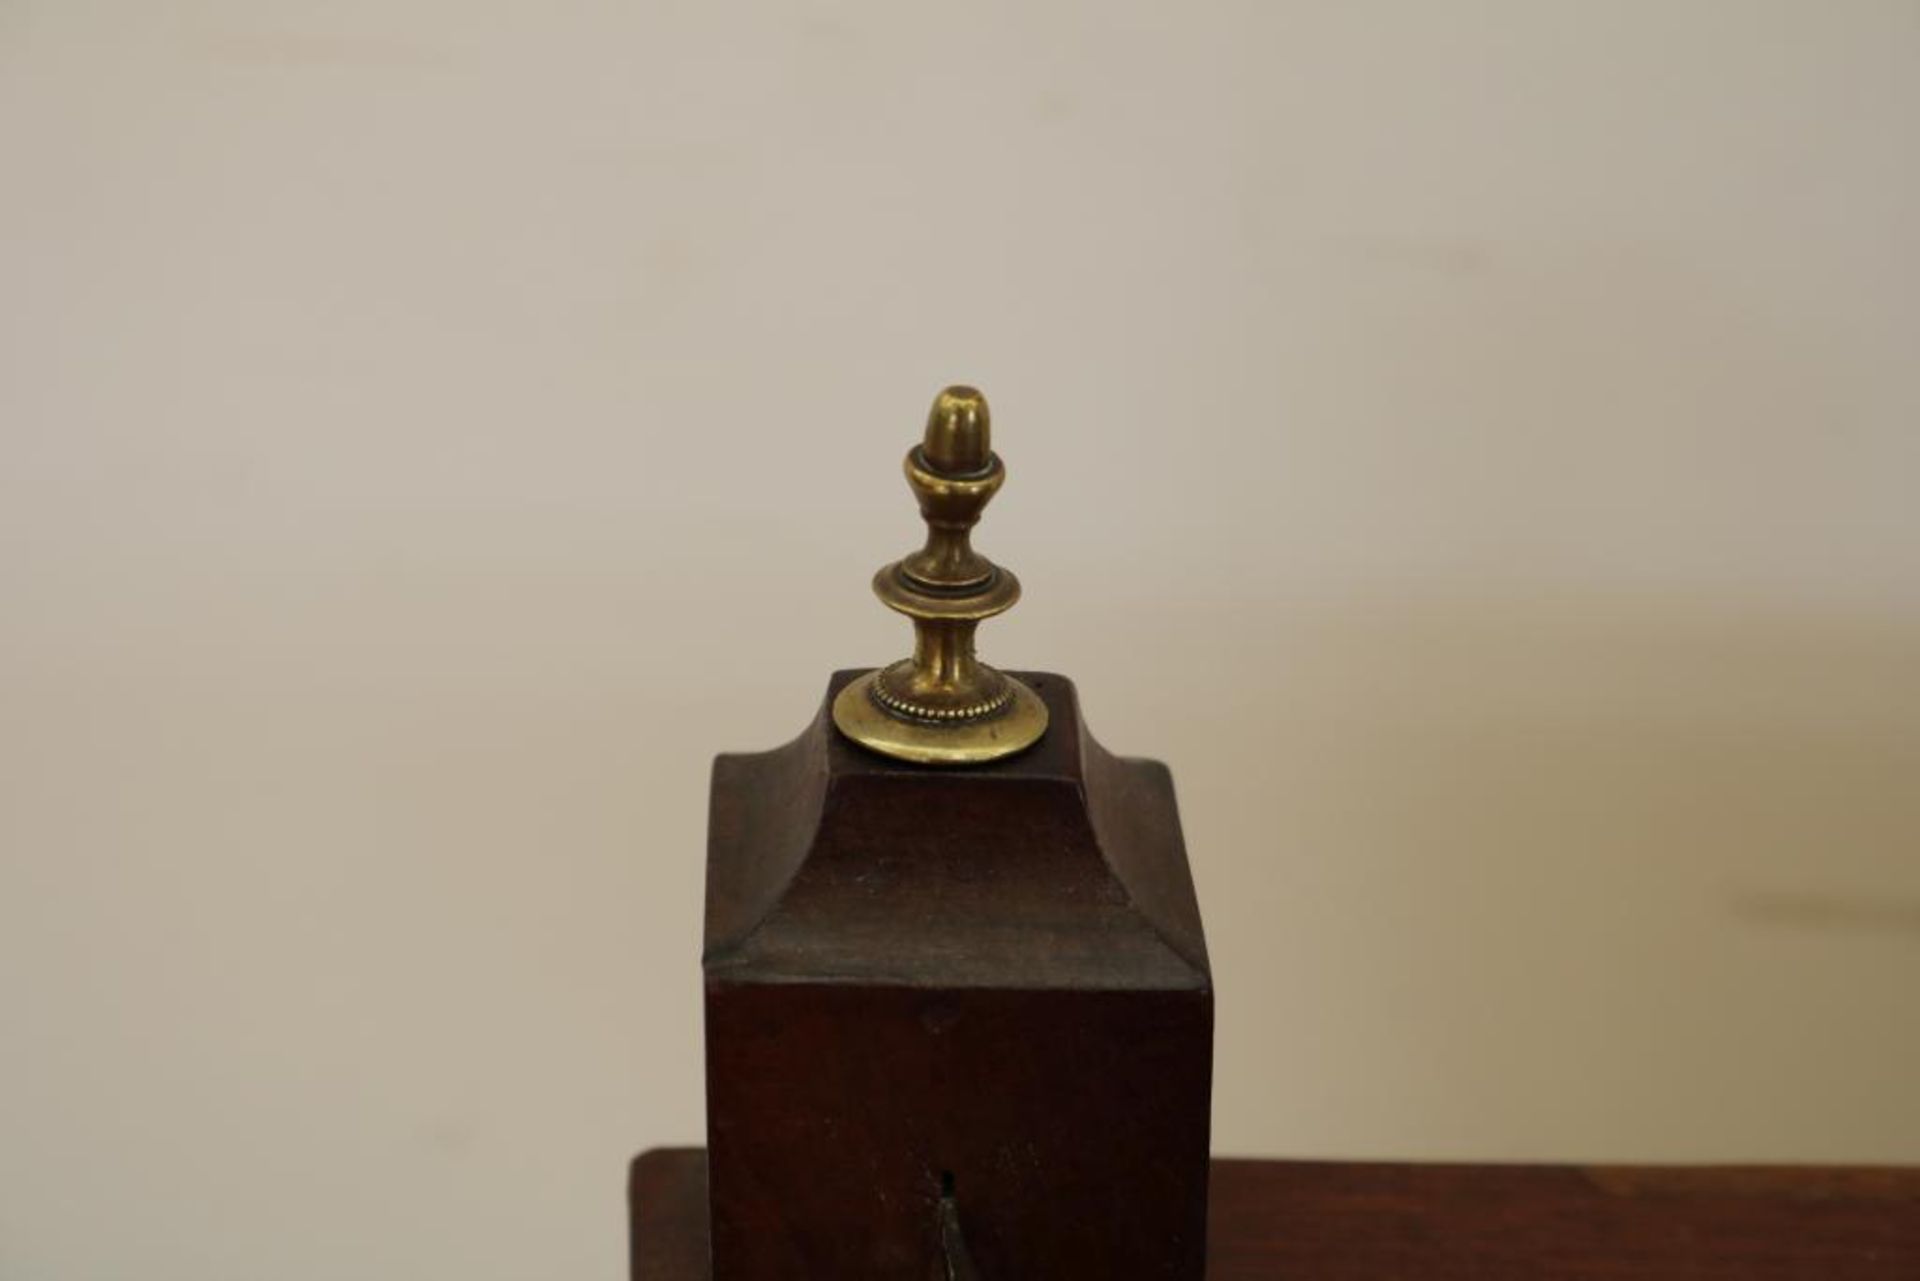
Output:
[{"xmin": 631, "ymin": 1147, "xmax": 1920, "ymax": 1279}]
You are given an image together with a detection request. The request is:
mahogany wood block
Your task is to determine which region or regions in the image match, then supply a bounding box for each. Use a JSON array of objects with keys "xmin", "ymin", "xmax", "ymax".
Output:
[
  {"xmin": 631, "ymin": 1148, "xmax": 1920, "ymax": 1280},
  {"xmin": 702, "ymin": 671, "xmax": 1213, "ymax": 1280}
]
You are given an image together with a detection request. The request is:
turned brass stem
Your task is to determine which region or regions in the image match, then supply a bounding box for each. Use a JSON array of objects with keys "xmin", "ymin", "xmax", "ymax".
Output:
[
  {"xmin": 911, "ymin": 620, "xmax": 979, "ymax": 693},
  {"xmin": 831, "ymin": 387, "xmax": 1049, "ymax": 765}
]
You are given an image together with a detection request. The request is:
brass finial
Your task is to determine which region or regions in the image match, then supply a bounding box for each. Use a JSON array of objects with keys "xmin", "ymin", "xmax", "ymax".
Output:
[{"xmin": 831, "ymin": 386, "xmax": 1050, "ymax": 765}]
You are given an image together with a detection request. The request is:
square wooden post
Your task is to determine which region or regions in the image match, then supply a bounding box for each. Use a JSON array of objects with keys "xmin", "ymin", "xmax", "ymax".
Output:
[{"xmin": 701, "ymin": 671, "xmax": 1213, "ymax": 1279}]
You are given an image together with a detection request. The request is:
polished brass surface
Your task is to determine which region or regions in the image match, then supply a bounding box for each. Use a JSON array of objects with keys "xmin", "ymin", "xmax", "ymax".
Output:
[{"xmin": 832, "ymin": 386, "xmax": 1049, "ymax": 765}]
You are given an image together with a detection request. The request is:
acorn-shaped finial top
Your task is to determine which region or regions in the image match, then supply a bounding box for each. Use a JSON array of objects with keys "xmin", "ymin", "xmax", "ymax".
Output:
[
  {"xmin": 831, "ymin": 386, "xmax": 1049, "ymax": 765},
  {"xmin": 921, "ymin": 386, "xmax": 991, "ymax": 473}
]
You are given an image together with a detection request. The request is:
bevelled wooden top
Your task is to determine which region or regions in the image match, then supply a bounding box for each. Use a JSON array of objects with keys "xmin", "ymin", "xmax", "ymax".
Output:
[
  {"xmin": 705, "ymin": 670, "xmax": 1210, "ymax": 992},
  {"xmin": 630, "ymin": 1147, "xmax": 1920, "ymax": 1279}
]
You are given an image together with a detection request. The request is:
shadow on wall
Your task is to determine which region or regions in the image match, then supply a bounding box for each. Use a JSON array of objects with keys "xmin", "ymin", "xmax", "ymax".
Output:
[{"xmin": 1101, "ymin": 590, "xmax": 1920, "ymax": 1162}]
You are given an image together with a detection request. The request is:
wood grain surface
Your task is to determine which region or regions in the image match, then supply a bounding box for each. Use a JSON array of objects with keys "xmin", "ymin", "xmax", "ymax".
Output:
[{"xmin": 631, "ymin": 1147, "xmax": 1920, "ymax": 1279}]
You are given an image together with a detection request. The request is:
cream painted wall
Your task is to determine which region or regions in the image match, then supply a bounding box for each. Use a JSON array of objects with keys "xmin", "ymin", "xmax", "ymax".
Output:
[{"xmin": 3, "ymin": 3, "xmax": 1917, "ymax": 1278}]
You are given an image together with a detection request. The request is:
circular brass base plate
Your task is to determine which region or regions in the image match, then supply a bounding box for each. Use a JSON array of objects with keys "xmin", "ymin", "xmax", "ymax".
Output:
[{"xmin": 832, "ymin": 670, "xmax": 1049, "ymax": 766}]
